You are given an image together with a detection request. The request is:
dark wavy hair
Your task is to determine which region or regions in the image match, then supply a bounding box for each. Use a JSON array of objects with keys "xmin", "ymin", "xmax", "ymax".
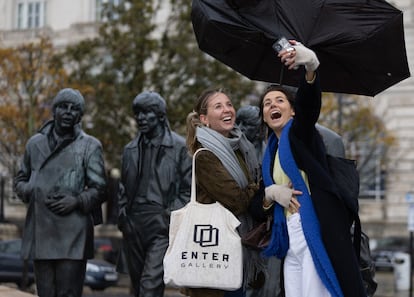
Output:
[{"xmin": 258, "ymin": 84, "xmax": 297, "ymax": 139}]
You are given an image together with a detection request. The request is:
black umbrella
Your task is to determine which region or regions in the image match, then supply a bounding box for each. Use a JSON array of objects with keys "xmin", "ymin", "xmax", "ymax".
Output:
[{"xmin": 191, "ymin": 0, "xmax": 411, "ymax": 96}]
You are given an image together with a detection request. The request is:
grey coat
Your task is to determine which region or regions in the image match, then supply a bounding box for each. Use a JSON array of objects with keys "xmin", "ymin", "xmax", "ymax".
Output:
[{"xmin": 14, "ymin": 121, "xmax": 107, "ymax": 260}]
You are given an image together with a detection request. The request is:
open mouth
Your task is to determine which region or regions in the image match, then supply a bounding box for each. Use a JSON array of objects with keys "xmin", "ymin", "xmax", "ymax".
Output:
[
  {"xmin": 223, "ymin": 116, "xmax": 232, "ymax": 123},
  {"xmin": 270, "ymin": 111, "xmax": 281, "ymax": 120}
]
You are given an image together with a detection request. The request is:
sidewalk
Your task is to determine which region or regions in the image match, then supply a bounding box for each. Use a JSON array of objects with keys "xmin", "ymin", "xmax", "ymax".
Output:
[
  {"xmin": 0, "ymin": 286, "xmax": 35, "ymax": 297},
  {"xmin": 375, "ymin": 270, "xmax": 412, "ymax": 297},
  {"xmin": 0, "ymin": 271, "xmax": 411, "ymax": 297},
  {"xmin": 166, "ymin": 271, "xmax": 414, "ymax": 297}
]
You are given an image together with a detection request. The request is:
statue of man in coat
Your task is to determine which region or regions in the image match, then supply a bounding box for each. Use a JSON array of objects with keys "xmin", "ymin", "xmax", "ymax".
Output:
[
  {"xmin": 14, "ymin": 88, "xmax": 107, "ymax": 297},
  {"xmin": 117, "ymin": 91, "xmax": 192, "ymax": 297},
  {"xmin": 236, "ymin": 105, "xmax": 266, "ymax": 161}
]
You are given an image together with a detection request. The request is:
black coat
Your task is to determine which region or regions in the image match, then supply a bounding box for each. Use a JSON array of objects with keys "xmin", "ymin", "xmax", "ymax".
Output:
[
  {"xmin": 116, "ymin": 129, "xmax": 192, "ymax": 273},
  {"xmin": 117, "ymin": 129, "xmax": 192, "ymax": 216},
  {"xmin": 256, "ymin": 74, "xmax": 366, "ymax": 297}
]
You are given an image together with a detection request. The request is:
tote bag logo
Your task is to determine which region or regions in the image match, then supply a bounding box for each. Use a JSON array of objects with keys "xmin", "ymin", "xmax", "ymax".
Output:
[{"xmin": 193, "ymin": 224, "xmax": 219, "ymax": 247}]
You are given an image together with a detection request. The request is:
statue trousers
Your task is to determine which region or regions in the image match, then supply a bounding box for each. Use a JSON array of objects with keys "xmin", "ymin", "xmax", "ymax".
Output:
[{"xmin": 123, "ymin": 203, "xmax": 169, "ymax": 297}]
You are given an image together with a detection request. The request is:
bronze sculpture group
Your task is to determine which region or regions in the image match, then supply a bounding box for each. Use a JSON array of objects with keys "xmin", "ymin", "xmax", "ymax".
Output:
[
  {"xmin": 14, "ymin": 89, "xmax": 192, "ymax": 297},
  {"xmin": 14, "ymin": 85, "xmax": 365, "ymax": 297}
]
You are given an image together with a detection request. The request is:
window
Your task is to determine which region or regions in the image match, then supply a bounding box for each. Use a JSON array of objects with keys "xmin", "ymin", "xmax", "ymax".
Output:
[
  {"xmin": 352, "ymin": 141, "xmax": 386, "ymax": 200},
  {"xmin": 95, "ymin": 0, "xmax": 122, "ymax": 22},
  {"xmin": 17, "ymin": 1, "xmax": 46, "ymax": 29}
]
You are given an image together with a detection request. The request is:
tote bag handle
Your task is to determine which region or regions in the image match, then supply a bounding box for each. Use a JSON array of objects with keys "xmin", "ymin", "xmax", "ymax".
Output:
[{"xmin": 190, "ymin": 148, "xmax": 209, "ymax": 203}]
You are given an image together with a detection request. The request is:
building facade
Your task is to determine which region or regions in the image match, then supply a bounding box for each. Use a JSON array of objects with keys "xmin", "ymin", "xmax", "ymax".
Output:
[
  {"xmin": 0, "ymin": 0, "xmax": 99, "ymax": 45},
  {"xmin": 364, "ymin": 0, "xmax": 414, "ymax": 237},
  {"xmin": 0, "ymin": 0, "xmax": 413, "ymax": 238}
]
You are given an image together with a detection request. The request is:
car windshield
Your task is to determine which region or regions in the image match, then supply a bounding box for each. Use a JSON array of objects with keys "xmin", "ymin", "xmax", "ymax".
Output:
[
  {"xmin": 375, "ymin": 237, "xmax": 410, "ymax": 250},
  {"xmin": 0, "ymin": 240, "xmax": 21, "ymax": 254}
]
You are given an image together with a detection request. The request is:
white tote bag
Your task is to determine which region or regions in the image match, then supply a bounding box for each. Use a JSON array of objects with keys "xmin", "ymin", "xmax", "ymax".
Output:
[{"xmin": 163, "ymin": 148, "xmax": 243, "ymax": 290}]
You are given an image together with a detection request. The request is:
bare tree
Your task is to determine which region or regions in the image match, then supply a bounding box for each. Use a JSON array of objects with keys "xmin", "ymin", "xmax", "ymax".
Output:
[
  {"xmin": 0, "ymin": 37, "xmax": 68, "ymax": 176},
  {"xmin": 319, "ymin": 94, "xmax": 396, "ymax": 199}
]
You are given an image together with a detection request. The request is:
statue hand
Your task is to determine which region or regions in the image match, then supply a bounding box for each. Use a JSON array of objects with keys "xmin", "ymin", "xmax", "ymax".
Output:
[
  {"xmin": 118, "ymin": 211, "xmax": 134, "ymax": 235},
  {"xmin": 20, "ymin": 172, "xmax": 38, "ymax": 203},
  {"xmin": 45, "ymin": 193, "xmax": 79, "ymax": 215},
  {"xmin": 20, "ymin": 183, "xmax": 32, "ymax": 203}
]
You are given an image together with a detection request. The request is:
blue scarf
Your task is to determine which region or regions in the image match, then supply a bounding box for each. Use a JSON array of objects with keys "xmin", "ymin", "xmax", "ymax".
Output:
[
  {"xmin": 262, "ymin": 119, "xmax": 343, "ymax": 297},
  {"xmin": 261, "ymin": 132, "xmax": 289, "ymax": 259}
]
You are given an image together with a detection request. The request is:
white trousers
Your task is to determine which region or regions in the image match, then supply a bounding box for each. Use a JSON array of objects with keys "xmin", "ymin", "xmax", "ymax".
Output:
[{"xmin": 284, "ymin": 213, "xmax": 331, "ymax": 297}]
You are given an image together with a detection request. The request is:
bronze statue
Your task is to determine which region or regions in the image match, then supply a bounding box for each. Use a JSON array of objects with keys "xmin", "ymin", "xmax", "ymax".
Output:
[
  {"xmin": 117, "ymin": 91, "xmax": 191, "ymax": 297},
  {"xmin": 14, "ymin": 88, "xmax": 107, "ymax": 297},
  {"xmin": 315, "ymin": 123, "xmax": 346, "ymax": 158},
  {"xmin": 236, "ymin": 105, "xmax": 266, "ymax": 161}
]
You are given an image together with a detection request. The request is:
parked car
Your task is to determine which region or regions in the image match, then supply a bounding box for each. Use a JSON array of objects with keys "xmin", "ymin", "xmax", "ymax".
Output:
[
  {"xmin": 0, "ymin": 238, "xmax": 119, "ymax": 290},
  {"xmin": 0, "ymin": 238, "xmax": 34, "ymax": 288},
  {"xmin": 371, "ymin": 236, "xmax": 412, "ymax": 271},
  {"xmin": 94, "ymin": 237, "xmax": 120, "ymax": 265},
  {"xmin": 85, "ymin": 259, "xmax": 119, "ymax": 291}
]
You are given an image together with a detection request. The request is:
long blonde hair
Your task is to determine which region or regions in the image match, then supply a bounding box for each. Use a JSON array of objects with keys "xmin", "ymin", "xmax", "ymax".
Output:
[{"xmin": 186, "ymin": 88, "xmax": 228, "ymax": 154}]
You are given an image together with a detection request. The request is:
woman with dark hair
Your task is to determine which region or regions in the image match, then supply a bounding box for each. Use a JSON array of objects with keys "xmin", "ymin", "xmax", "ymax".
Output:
[{"xmin": 258, "ymin": 41, "xmax": 366, "ymax": 297}]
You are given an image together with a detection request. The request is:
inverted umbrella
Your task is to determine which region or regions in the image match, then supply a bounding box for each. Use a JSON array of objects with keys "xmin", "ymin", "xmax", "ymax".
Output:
[{"xmin": 191, "ymin": 0, "xmax": 411, "ymax": 96}]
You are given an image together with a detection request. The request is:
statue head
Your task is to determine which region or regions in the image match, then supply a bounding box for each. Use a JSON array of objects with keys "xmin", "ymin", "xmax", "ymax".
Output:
[
  {"xmin": 132, "ymin": 91, "xmax": 169, "ymax": 136},
  {"xmin": 236, "ymin": 105, "xmax": 262, "ymax": 142},
  {"xmin": 132, "ymin": 91, "xmax": 166, "ymax": 117},
  {"xmin": 52, "ymin": 88, "xmax": 85, "ymax": 134},
  {"xmin": 52, "ymin": 88, "xmax": 85, "ymax": 115}
]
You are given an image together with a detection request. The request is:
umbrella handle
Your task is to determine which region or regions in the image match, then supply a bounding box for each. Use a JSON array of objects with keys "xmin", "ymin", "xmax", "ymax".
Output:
[{"xmin": 279, "ymin": 67, "xmax": 284, "ymax": 85}]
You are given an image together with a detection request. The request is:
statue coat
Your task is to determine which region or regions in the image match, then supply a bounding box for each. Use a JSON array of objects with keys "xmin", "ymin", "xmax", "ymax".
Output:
[{"xmin": 14, "ymin": 121, "xmax": 107, "ymax": 260}]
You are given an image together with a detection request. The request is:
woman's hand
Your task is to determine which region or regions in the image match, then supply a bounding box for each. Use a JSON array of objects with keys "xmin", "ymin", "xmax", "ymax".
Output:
[
  {"xmin": 288, "ymin": 196, "xmax": 301, "ymax": 213},
  {"xmin": 263, "ymin": 182, "xmax": 302, "ymax": 210},
  {"xmin": 278, "ymin": 45, "xmax": 297, "ymax": 70},
  {"xmin": 278, "ymin": 40, "xmax": 319, "ymax": 82}
]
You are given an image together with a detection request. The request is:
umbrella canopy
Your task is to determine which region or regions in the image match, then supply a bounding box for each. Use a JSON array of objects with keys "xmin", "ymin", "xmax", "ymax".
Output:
[{"xmin": 191, "ymin": 0, "xmax": 411, "ymax": 96}]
